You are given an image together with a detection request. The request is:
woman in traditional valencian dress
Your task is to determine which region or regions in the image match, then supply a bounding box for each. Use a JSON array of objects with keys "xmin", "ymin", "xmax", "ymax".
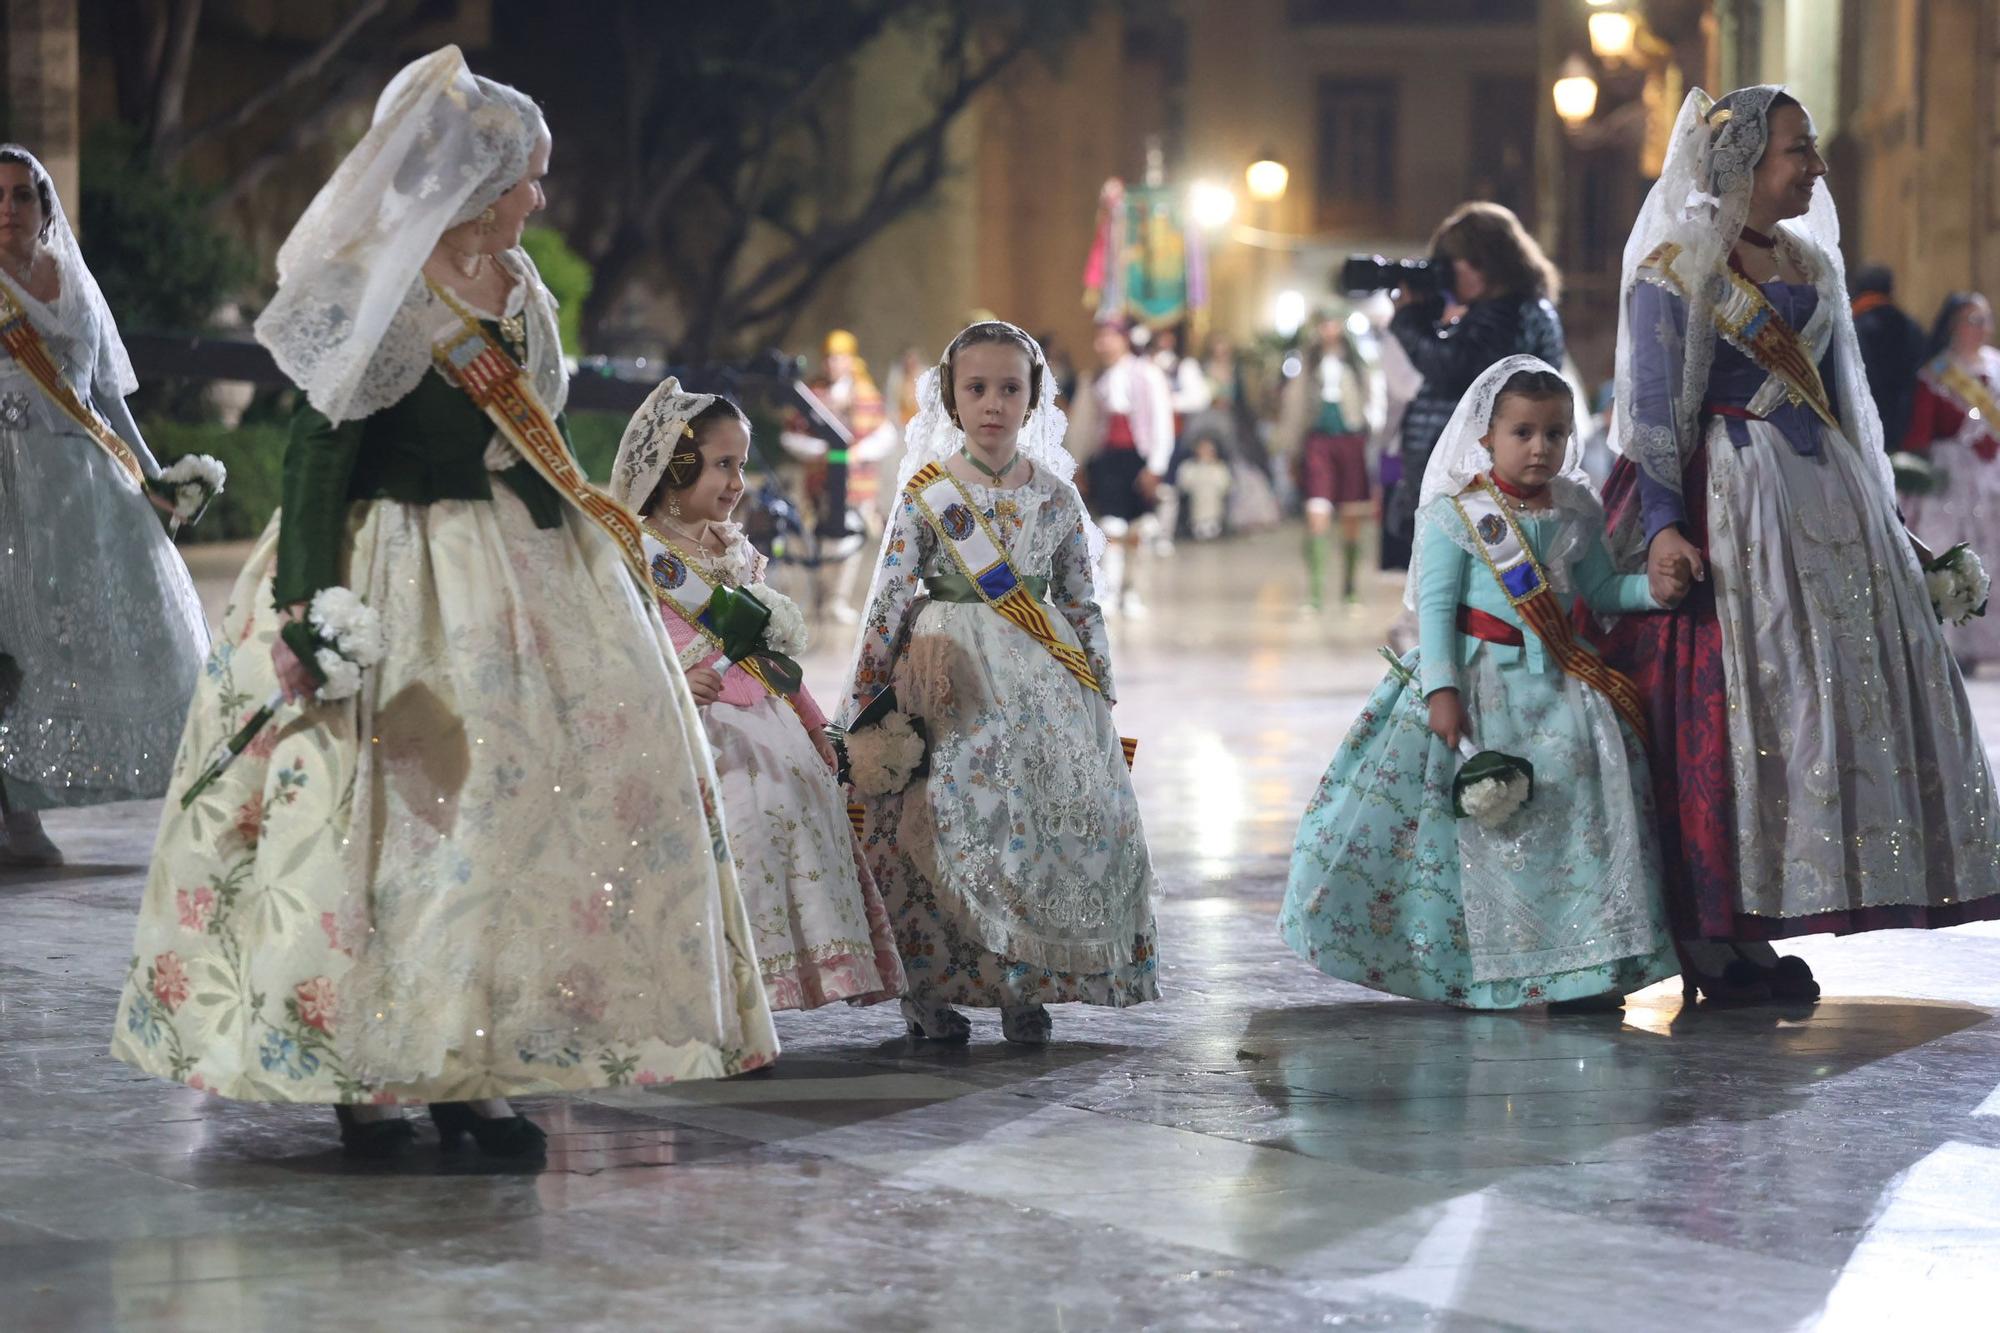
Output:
[
  {"xmin": 0, "ymin": 145, "xmax": 208, "ymax": 866},
  {"xmin": 1902, "ymin": 292, "xmax": 2000, "ymax": 668},
  {"xmin": 1280, "ymin": 358, "xmax": 1684, "ymax": 1010},
  {"xmin": 610, "ymin": 379, "xmax": 904, "ymax": 1012},
  {"xmin": 1593, "ymin": 86, "xmax": 2000, "ymax": 1001},
  {"xmin": 841, "ymin": 322, "xmax": 1158, "ymax": 1044},
  {"xmin": 110, "ymin": 48, "xmax": 777, "ymax": 1157}
]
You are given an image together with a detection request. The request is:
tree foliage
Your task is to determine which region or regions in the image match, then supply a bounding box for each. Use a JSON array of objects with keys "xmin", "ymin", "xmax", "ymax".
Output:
[{"xmin": 492, "ymin": 0, "xmax": 1096, "ymax": 360}]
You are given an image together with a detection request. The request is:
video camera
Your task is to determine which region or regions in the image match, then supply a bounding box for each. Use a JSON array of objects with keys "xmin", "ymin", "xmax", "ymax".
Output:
[{"xmin": 1339, "ymin": 254, "xmax": 1449, "ymax": 299}]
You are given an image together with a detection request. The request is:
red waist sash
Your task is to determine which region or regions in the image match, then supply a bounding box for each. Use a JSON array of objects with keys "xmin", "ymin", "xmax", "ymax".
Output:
[{"xmin": 1457, "ymin": 604, "xmax": 1525, "ymax": 647}]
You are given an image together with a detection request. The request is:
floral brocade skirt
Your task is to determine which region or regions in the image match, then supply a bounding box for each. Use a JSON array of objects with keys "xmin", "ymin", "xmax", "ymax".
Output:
[
  {"xmin": 705, "ymin": 694, "xmax": 904, "ymax": 1011},
  {"xmin": 1279, "ymin": 648, "xmax": 1677, "ymax": 1009},
  {"xmin": 110, "ymin": 494, "xmax": 778, "ymax": 1102}
]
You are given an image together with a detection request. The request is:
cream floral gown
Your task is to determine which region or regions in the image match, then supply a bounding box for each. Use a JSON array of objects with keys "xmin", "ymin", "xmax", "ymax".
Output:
[
  {"xmin": 110, "ymin": 268, "xmax": 778, "ymax": 1102},
  {"xmin": 845, "ymin": 467, "xmax": 1158, "ymax": 1008}
]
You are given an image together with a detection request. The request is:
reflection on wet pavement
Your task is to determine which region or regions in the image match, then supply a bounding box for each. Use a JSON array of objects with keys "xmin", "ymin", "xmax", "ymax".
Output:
[{"xmin": 7, "ymin": 529, "xmax": 2000, "ymax": 1329}]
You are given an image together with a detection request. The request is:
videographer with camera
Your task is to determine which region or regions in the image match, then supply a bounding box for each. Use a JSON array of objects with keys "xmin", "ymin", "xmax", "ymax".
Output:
[{"xmin": 1350, "ymin": 202, "xmax": 1566, "ymax": 569}]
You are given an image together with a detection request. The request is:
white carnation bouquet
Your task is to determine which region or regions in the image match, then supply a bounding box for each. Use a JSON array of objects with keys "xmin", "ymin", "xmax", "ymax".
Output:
[
  {"xmin": 1924, "ymin": 542, "xmax": 1991, "ymax": 627},
  {"xmin": 148, "ymin": 454, "xmax": 227, "ymax": 536},
  {"xmin": 828, "ymin": 682, "xmax": 929, "ymax": 798},
  {"xmin": 179, "ymin": 587, "xmax": 385, "ymax": 808}
]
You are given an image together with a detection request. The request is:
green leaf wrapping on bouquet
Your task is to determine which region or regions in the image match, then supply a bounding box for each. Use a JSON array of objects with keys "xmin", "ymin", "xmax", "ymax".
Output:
[
  {"xmin": 1892, "ymin": 451, "xmax": 1948, "ymax": 497},
  {"xmin": 749, "ymin": 650, "xmax": 804, "ymax": 696},
  {"xmin": 1451, "ymin": 750, "xmax": 1535, "ymax": 818},
  {"xmin": 279, "ymin": 619, "xmax": 327, "ymax": 685},
  {"xmin": 702, "ymin": 583, "xmax": 773, "ymax": 659}
]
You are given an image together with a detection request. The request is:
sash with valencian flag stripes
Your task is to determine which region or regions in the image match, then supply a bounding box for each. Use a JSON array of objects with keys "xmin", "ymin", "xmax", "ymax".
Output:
[
  {"xmin": 0, "ymin": 280, "xmax": 146, "ymax": 489},
  {"xmin": 1451, "ymin": 476, "xmax": 1650, "ymax": 744},
  {"xmin": 639, "ymin": 526, "xmax": 796, "ymax": 712},
  {"xmin": 903, "ymin": 461, "xmax": 1103, "ymax": 696},
  {"xmin": 426, "ymin": 278, "xmax": 649, "ymax": 588}
]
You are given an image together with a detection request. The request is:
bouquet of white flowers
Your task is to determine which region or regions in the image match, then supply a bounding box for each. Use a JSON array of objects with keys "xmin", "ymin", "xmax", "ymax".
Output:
[
  {"xmin": 1924, "ymin": 542, "xmax": 1991, "ymax": 626},
  {"xmin": 828, "ymin": 686, "xmax": 929, "ymax": 797},
  {"xmin": 1378, "ymin": 647, "xmax": 1533, "ymax": 830},
  {"xmin": 1452, "ymin": 738, "xmax": 1535, "ymax": 830},
  {"xmin": 180, "ymin": 587, "xmax": 386, "ymax": 808},
  {"xmin": 148, "ymin": 454, "xmax": 227, "ymax": 536}
]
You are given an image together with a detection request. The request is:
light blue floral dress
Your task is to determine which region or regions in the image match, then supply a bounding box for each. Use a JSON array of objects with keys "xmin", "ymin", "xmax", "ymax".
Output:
[{"xmin": 1280, "ymin": 488, "xmax": 1679, "ymax": 1008}]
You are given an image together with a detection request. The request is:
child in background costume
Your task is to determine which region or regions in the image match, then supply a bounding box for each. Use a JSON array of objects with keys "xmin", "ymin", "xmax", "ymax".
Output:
[
  {"xmin": 841, "ymin": 322, "xmax": 1158, "ymax": 1044},
  {"xmin": 1280, "ymin": 358, "xmax": 1687, "ymax": 1010},
  {"xmin": 1902, "ymin": 292, "xmax": 2000, "ymax": 668},
  {"xmin": 611, "ymin": 379, "xmax": 904, "ymax": 1013}
]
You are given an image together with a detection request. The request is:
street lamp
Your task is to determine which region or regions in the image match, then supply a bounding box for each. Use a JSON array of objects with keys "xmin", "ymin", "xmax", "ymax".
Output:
[
  {"xmin": 1190, "ymin": 180, "xmax": 1237, "ymax": 231},
  {"xmin": 1552, "ymin": 56, "xmax": 1599, "ymax": 128},
  {"xmin": 1588, "ymin": 10, "xmax": 1637, "ymax": 61},
  {"xmin": 1245, "ymin": 153, "xmax": 1289, "ymax": 204}
]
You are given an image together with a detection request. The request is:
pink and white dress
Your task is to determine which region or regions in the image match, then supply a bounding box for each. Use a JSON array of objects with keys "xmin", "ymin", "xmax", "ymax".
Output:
[{"xmin": 654, "ymin": 524, "xmax": 904, "ymax": 1011}]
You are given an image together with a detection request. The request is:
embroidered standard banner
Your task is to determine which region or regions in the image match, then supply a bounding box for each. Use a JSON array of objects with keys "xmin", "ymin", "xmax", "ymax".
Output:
[
  {"xmin": 1451, "ymin": 477, "xmax": 1650, "ymax": 743},
  {"xmin": 0, "ymin": 281, "xmax": 145, "ymax": 489},
  {"xmin": 640, "ymin": 528, "xmax": 789, "ymax": 704},
  {"xmin": 903, "ymin": 461, "xmax": 1103, "ymax": 695},
  {"xmin": 426, "ymin": 280, "xmax": 651, "ymax": 588}
]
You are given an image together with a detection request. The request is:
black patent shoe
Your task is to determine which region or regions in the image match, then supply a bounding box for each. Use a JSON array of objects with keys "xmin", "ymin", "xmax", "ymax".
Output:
[
  {"xmin": 428, "ymin": 1102, "xmax": 548, "ymax": 1158},
  {"xmin": 1761, "ymin": 953, "xmax": 1821, "ymax": 1003},
  {"xmin": 334, "ymin": 1105, "xmax": 418, "ymax": 1159},
  {"xmin": 1681, "ymin": 956, "xmax": 1771, "ymax": 1005},
  {"xmin": 1548, "ymin": 992, "xmax": 1625, "ymax": 1015}
]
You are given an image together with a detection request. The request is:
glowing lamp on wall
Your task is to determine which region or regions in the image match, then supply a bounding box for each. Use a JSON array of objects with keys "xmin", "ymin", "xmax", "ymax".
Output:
[
  {"xmin": 1245, "ymin": 156, "xmax": 1290, "ymax": 204},
  {"xmin": 1553, "ymin": 58, "xmax": 1600, "ymax": 128}
]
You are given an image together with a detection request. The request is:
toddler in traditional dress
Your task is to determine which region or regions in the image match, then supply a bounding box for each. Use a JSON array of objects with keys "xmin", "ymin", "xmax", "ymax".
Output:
[
  {"xmin": 838, "ymin": 322, "xmax": 1158, "ymax": 1044},
  {"xmin": 1279, "ymin": 357, "xmax": 1689, "ymax": 1010},
  {"xmin": 1177, "ymin": 434, "xmax": 1234, "ymax": 541},
  {"xmin": 612, "ymin": 380, "xmax": 904, "ymax": 1013}
]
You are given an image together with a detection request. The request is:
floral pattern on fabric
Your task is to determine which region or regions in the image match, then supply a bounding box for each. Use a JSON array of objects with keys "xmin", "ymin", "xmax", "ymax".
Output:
[
  {"xmin": 847, "ymin": 468, "xmax": 1158, "ymax": 1007},
  {"xmin": 662, "ymin": 531, "xmax": 905, "ymax": 1012},
  {"xmin": 1281, "ymin": 511, "xmax": 1678, "ymax": 1009},
  {"xmin": 111, "ymin": 493, "xmax": 778, "ymax": 1102}
]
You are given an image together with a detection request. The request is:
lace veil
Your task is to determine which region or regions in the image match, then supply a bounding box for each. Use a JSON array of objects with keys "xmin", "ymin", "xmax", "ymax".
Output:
[
  {"xmin": 1405, "ymin": 354, "xmax": 1600, "ymax": 611},
  {"xmin": 0, "ymin": 144, "xmax": 137, "ymax": 402},
  {"xmin": 608, "ymin": 377, "xmax": 716, "ymax": 515},
  {"xmin": 1609, "ymin": 85, "xmax": 1895, "ymax": 557},
  {"xmin": 838, "ymin": 327, "xmax": 1103, "ymax": 713},
  {"xmin": 252, "ymin": 45, "xmax": 552, "ymax": 424}
]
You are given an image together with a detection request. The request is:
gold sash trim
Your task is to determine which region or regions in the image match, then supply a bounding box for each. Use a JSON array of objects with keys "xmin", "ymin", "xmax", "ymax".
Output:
[
  {"xmin": 425, "ymin": 278, "xmax": 649, "ymax": 586},
  {"xmin": 1933, "ymin": 359, "xmax": 2000, "ymax": 448},
  {"xmin": 903, "ymin": 461, "xmax": 1103, "ymax": 696},
  {"xmin": 640, "ymin": 525, "xmax": 796, "ymax": 712},
  {"xmin": 0, "ymin": 281, "xmax": 145, "ymax": 489},
  {"xmin": 1713, "ymin": 268, "xmax": 1840, "ymax": 431}
]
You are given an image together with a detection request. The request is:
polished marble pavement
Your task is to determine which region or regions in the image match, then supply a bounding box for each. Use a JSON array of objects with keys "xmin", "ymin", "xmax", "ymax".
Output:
[{"xmin": 6, "ymin": 529, "xmax": 2000, "ymax": 1331}]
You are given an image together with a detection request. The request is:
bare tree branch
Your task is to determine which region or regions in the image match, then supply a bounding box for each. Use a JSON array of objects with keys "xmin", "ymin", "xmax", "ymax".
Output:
[
  {"xmin": 722, "ymin": 16, "xmax": 1039, "ymax": 334},
  {"xmin": 161, "ymin": 0, "xmax": 391, "ymax": 168},
  {"xmin": 205, "ymin": 64, "xmax": 377, "ymax": 213},
  {"xmin": 146, "ymin": 0, "xmax": 204, "ymax": 160}
]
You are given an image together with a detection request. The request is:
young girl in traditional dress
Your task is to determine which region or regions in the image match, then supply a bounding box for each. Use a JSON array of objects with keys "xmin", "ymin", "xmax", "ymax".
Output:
[
  {"xmin": 610, "ymin": 379, "xmax": 904, "ymax": 1012},
  {"xmin": 841, "ymin": 322, "xmax": 1158, "ymax": 1043},
  {"xmin": 110, "ymin": 48, "xmax": 776, "ymax": 1158},
  {"xmin": 1903, "ymin": 292, "xmax": 2000, "ymax": 668},
  {"xmin": 1281, "ymin": 357, "xmax": 1686, "ymax": 1010}
]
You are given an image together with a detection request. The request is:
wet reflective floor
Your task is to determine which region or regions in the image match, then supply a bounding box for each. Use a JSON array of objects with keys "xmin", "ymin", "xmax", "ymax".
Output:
[{"xmin": 7, "ymin": 529, "xmax": 2000, "ymax": 1330}]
